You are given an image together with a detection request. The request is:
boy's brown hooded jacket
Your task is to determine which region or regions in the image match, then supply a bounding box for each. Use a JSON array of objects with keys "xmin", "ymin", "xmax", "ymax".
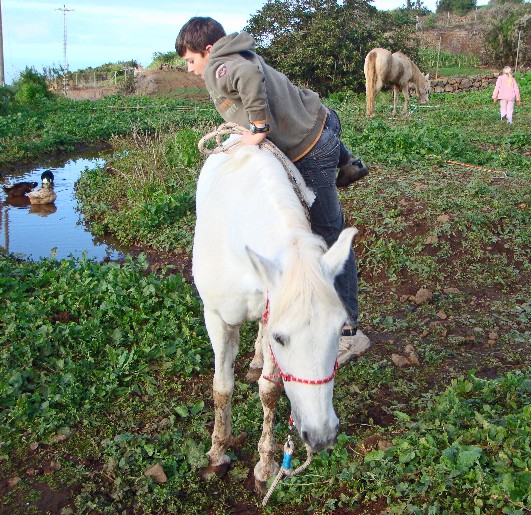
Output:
[{"xmin": 203, "ymin": 31, "xmax": 327, "ymax": 162}]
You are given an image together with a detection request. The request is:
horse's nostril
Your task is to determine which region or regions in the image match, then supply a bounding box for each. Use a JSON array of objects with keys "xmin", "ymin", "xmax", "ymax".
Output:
[{"xmin": 301, "ymin": 430, "xmax": 309, "ymax": 443}]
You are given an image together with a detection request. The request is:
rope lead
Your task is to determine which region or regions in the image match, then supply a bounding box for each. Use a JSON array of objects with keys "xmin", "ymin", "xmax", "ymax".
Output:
[{"xmin": 262, "ymin": 438, "xmax": 313, "ymax": 506}]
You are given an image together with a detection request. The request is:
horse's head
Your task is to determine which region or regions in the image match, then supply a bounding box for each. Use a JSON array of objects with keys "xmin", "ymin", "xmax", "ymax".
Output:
[
  {"xmin": 247, "ymin": 228, "xmax": 357, "ymax": 451},
  {"xmin": 418, "ymin": 73, "xmax": 430, "ymax": 104}
]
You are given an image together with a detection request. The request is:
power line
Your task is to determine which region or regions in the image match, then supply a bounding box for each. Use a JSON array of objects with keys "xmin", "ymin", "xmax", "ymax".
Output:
[
  {"xmin": 55, "ymin": 4, "xmax": 74, "ymax": 94},
  {"xmin": 56, "ymin": 4, "xmax": 74, "ymax": 70}
]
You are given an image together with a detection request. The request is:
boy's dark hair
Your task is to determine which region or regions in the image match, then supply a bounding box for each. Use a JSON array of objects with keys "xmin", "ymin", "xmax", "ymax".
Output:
[{"xmin": 176, "ymin": 17, "xmax": 226, "ymax": 57}]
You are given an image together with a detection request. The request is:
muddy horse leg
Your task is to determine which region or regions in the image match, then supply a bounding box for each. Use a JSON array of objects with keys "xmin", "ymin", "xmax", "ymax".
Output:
[
  {"xmin": 203, "ymin": 309, "xmax": 241, "ymax": 472},
  {"xmin": 254, "ymin": 374, "xmax": 281, "ymax": 493}
]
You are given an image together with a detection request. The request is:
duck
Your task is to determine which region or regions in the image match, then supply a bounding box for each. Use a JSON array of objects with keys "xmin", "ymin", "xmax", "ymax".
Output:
[
  {"xmin": 26, "ymin": 170, "xmax": 57, "ymax": 205},
  {"xmin": 40, "ymin": 169, "xmax": 55, "ymax": 185},
  {"xmin": 1, "ymin": 175, "xmax": 38, "ymax": 197}
]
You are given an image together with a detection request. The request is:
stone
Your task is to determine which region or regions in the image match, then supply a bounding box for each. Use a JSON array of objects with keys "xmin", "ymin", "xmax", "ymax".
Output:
[
  {"xmin": 414, "ymin": 288, "xmax": 433, "ymax": 305},
  {"xmin": 145, "ymin": 463, "xmax": 167, "ymax": 483}
]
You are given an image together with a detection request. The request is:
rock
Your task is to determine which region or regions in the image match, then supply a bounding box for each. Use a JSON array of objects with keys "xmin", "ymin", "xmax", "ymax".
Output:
[
  {"xmin": 391, "ymin": 354, "xmax": 411, "ymax": 368},
  {"xmin": 43, "ymin": 461, "xmax": 61, "ymax": 475},
  {"xmin": 145, "ymin": 463, "xmax": 167, "ymax": 483},
  {"xmin": 414, "ymin": 288, "xmax": 433, "ymax": 305},
  {"xmin": 7, "ymin": 477, "xmax": 21, "ymax": 488},
  {"xmin": 404, "ymin": 344, "xmax": 421, "ymax": 366},
  {"xmin": 29, "ymin": 442, "xmax": 39, "ymax": 451},
  {"xmin": 488, "ymin": 332, "xmax": 498, "ymax": 340},
  {"xmin": 443, "ymin": 287, "xmax": 461, "ymax": 294},
  {"xmin": 425, "ymin": 235, "xmax": 439, "ymax": 244},
  {"xmin": 51, "ymin": 433, "xmax": 68, "ymax": 443},
  {"xmin": 437, "ymin": 311, "xmax": 448, "ymax": 320},
  {"xmin": 437, "ymin": 214, "xmax": 450, "ymax": 223}
]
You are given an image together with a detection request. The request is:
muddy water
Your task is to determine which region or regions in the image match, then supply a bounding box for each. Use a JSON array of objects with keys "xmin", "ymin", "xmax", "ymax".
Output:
[{"xmin": 1, "ymin": 151, "xmax": 127, "ymax": 261}]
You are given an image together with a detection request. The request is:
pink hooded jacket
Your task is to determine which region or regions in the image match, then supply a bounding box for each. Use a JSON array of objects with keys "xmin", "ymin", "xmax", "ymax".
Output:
[{"xmin": 492, "ymin": 75, "xmax": 521, "ymax": 102}]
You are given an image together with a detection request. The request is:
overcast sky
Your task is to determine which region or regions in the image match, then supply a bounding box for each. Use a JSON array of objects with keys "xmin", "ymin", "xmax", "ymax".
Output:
[{"xmin": 1, "ymin": 0, "xmax": 468, "ymax": 84}]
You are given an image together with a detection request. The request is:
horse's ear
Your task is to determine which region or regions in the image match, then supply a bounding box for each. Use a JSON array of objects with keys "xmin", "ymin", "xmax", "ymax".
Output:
[
  {"xmin": 321, "ymin": 227, "xmax": 358, "ymax": 279},
  {"xmin": 246, "ymin": 246, "xmax": 280, "ymax": 288},
  {"xmin": 425, "ymin": 73, "xmax": 430, "ymax": 80}
]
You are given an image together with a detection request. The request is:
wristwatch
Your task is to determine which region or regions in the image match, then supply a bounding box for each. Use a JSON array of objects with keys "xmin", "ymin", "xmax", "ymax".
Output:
[{"xmin": 249, "ymin": 122, "xmax": 270, "ymax": 134}]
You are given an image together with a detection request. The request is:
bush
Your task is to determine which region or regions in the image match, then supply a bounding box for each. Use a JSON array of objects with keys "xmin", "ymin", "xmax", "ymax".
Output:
[
  {"xmin": 0, "ymin": 86, "xmax": 14, "ymax": 115},
  {"xmin": 11, "ymin": 67, "xmax": 55, "ymax": 105}
]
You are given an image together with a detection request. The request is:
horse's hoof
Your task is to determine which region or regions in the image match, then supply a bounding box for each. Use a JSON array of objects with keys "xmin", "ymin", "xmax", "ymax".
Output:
[
  {"xmin": 200, "ymin": 461, "xmax": 231, "ymax": 480},
  {"xmin": 254, "ymin": 478, "xmax": 268, "ymax": 495},
  {"xmin": 246, "ymin": 367, "xmax": 262, "ymax": 382}
]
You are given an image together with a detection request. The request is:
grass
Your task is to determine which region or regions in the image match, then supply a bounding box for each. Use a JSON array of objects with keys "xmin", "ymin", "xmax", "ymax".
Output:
[{"xmin": 1, "ymin": 85, "xmax": 530, "ymax": 513}]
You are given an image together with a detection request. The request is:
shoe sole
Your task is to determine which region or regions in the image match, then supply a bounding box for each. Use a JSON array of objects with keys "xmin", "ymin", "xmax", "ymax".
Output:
[{"xmin": 337, "ymin": 339, "xmax": 371, "ymax": 367}]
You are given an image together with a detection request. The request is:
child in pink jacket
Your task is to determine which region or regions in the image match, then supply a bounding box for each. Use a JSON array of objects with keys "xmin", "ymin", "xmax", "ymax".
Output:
[{"xmin": 492, "ymin": 66, "xmax": 522, "ymax": 124}]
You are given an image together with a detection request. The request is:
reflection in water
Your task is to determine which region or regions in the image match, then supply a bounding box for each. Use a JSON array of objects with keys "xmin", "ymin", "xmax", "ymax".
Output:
[
  {"xmin": 29, "ymin": 203, "xmax": 58, "ymax": 217},
  {"xmin": 5, "ymin": 196, "xmax": 31, "ymax": 208},
  {"xmin": 0, "ymin": 150, "xmax": 127, "ymax": 261}
]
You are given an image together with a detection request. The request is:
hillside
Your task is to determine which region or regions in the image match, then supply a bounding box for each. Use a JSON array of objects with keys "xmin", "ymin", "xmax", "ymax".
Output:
[{"xmin": 65, "ymin": 68, "xmax": 208, "ymax": 101}]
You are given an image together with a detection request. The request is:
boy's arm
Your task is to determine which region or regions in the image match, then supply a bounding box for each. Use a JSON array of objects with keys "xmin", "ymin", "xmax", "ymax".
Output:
[{"xmin": 228, "ymin": 60, "xmax": 270, "ymax": 143}]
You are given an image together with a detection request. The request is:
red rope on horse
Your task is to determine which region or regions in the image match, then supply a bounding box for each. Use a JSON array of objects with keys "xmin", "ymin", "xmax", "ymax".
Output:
[
  {"xmin": 263, "ymin": 344, "xmax": 339, "ymax": 385},
  {"xmin": 261, "ymin": 292, "xmax": 338, "ymax": 385}
]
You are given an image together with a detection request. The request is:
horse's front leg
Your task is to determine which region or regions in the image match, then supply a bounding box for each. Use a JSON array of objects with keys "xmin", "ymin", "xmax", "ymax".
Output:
[
  {"xmin": 203, "ymin": 309, "xmax": 241, "ymax": 472},
  {"xmin": 392, "ymin": 85, "xmax": 399, "ymax": 117},
  {"xmin": 246, "ymin": 320, "xmax": 265, "ymax": 382},
  {"xmin": 401, "ymin": 85, "xmax": 410, "ymax": 116},
  {"xmin": 254, "ymin": 374, "xmax": 282, "ymax": 493}
]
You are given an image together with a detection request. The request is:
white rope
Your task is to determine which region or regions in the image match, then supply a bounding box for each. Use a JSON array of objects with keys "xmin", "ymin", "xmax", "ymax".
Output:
[
  {"xmin": 262, "ymin": 438, "xmax": 313, "ymax": 506},
  {"xmin": 198, "ymin": 123, "xmax": 312, "ymax": 217}
]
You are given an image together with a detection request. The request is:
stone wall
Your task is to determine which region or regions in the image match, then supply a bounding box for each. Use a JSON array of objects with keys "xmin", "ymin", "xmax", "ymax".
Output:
[{"xmin": 430, "ymin": 73, "xmax": 498, "ymax": 94}]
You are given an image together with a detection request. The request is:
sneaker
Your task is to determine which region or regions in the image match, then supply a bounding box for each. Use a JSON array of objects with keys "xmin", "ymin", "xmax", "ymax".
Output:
[
  {"xmin": 336, "ymin": 157, "xmax": 369, "ymax": 187},
  {"xmin": 337, "ymin": 328, "xmax": 371, "ymax": 367}
]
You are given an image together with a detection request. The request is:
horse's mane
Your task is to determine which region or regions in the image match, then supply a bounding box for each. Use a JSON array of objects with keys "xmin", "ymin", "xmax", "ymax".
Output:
[
  {"xmin": 250, "ymin": 149, "xmax": 345, "ymax": 329},
  {"xmin": 216, "ymin": 145, "xmax": 346, "ymax": 330},
  {"xmin": 269, "ymin": 232, "xmax": 346, "ymax": 331}
]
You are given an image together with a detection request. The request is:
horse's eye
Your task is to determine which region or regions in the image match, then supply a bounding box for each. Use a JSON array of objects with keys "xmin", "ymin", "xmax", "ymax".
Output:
[{"xmin": 272, "ymin": 333, "xmax": 287, "ymax": 346}]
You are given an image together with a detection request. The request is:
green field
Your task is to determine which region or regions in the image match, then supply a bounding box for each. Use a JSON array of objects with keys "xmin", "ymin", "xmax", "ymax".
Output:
[{"xmin": 1, "ymin": 84, "xmax": 530, "ymax": 513}]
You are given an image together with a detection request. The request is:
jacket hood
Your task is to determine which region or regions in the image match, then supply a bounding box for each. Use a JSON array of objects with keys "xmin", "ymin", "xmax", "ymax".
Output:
[{"xmin": 210, "ymin": 32, "xmax": 256, "ymax": 60}]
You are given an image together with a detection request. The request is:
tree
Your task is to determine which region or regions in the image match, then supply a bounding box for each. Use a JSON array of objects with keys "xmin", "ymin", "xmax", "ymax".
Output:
[
  {"xmin": 436, "ymin": 0, "xmax": 477, "ymax": 15},
  {"xmin": 245, "ymin": 0, "xmax": 419, "ymax": 95},
  {"xmin": 483, "ymin": 2, "xmax": 530, "ymax": 67}
]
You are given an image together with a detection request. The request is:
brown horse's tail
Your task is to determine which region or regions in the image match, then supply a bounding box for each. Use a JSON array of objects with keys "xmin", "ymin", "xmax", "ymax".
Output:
[{"xmin": 364, "ymin": 50, "xmax": 378, "ymax": 117}]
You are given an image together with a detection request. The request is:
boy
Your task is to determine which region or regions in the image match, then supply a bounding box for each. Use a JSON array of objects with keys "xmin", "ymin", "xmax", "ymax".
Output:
[{"xmin": 176, "ymin": 17, "xmax": 370, "ymax": 365}]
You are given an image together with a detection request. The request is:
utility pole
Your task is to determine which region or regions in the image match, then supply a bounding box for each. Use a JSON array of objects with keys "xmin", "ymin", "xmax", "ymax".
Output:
[
  {"xmin": 56, "ymin": 4, "xmax": 73, "ymax": 95},
  {"xmin": 0, "ymin": 0, "xmax": 5, "ymax": 86}
]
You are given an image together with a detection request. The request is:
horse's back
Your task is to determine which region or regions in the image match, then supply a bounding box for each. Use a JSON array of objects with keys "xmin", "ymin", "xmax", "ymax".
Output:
[{"xmin": 193, "ymin": 144, "xmax": 308, "ymax": 321}]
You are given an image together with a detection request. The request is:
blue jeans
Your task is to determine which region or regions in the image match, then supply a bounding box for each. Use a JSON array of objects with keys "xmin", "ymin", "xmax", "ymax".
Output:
[{"xmin": 293, "ymin": 109, "xmax": 359, "ymax": 325}]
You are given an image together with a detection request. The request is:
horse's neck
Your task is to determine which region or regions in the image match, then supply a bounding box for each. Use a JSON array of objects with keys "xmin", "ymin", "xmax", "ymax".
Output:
[{"xmin": 410, "ymin": 62, "xmax": 424, "ymax": 86}]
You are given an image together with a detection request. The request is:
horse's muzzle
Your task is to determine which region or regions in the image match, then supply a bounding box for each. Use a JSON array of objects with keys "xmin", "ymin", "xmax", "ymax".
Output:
[{"xmin": 300, "ymin": 421, "xmax": 339, "ymax": 452}]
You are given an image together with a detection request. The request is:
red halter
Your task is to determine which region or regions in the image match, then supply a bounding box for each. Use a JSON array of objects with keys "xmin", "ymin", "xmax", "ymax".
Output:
[{"xmin": 261, "ymin": 294, "xmax": 339, "ymax": 385}]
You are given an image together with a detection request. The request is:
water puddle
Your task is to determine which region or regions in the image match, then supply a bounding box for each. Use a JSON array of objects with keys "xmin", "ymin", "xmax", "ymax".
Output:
[{"xmin": 1, "ymin": 150, "xmax": 127, "ymax": 261}]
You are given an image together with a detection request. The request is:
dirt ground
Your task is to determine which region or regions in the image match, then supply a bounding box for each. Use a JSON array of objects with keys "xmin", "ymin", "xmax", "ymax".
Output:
[{"xmin": 65, "ymin": 68, "xmax": 209, "ymax": 101}]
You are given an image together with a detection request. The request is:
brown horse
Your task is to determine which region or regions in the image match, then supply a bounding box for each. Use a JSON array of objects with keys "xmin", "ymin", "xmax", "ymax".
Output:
[{"xmin": 364, "ymin": 48, "xmax": 430, "ymax": 117}]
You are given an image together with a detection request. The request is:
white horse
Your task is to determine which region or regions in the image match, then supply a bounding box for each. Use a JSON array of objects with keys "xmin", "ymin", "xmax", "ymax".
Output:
[{"xmin": 193, "ymin": 141, "xmax": 357, "ymax": 492}]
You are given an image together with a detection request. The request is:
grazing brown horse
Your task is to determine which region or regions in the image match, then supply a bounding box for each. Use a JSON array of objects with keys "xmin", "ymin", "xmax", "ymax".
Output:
[{"xmin": 364, "ymin": 48, "xmax": 430, "ymax": 117}]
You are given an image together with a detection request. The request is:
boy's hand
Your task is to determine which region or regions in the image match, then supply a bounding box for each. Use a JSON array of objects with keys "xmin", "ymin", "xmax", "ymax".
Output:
[{"xmin": 242, "ymin": 130, "xmax": 267, "ymax": 146}]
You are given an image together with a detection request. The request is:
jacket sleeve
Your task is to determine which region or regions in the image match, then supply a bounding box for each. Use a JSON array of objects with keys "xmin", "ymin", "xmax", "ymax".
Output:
[
  {"xmin": 225, "ymin": 59, "xmax": 269, "ymax": 123},
  {"xmin": 492, "ymin": 77, "xmax": 500, "ymax": 99}
]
